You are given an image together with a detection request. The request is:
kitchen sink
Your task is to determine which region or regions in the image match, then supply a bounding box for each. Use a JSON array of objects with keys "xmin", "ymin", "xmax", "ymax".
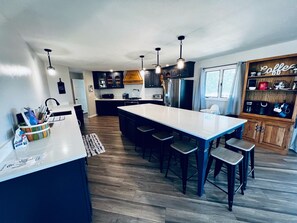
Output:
[{"xmin": 50, "ymin": 110, "xmax": 72, "ymax": 117}]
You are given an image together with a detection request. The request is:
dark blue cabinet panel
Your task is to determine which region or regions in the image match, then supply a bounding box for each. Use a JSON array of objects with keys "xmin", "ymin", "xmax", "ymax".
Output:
[
  {"xmin": 161, "ymin": 61, "xmax": 195, "ymax": 79},
  {"xmin": 0, "ymin": 159, "xmax": 92, "ymax": 223}
]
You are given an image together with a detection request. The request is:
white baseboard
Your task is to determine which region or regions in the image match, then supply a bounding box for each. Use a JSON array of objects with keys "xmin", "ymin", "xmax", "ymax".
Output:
[{"xmin": 88, "ymin": 114, "xmax": 97, "ymax": 118}]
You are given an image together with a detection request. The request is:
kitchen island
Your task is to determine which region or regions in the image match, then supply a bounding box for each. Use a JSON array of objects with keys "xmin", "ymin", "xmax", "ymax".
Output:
[
  {"xmin": 0, "ymin": 105, "xmax": 91, "ymax": 223},
  {"xmin": 118, "ymin": 104, "xmax": 247, "ymax": 196}
]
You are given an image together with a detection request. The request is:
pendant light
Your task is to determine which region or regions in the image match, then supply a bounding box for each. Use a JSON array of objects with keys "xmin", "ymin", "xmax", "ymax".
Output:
[
  {"xmin": 177, "ymin": 35, "xmax": 185, "ymax": 69},
  {"xmin": 155, "ymin": 47, "xmax": 161, "ymax": 74},
  {"xmin": 139, "ymin": 55, "xmax": 145, "ymax": 76},
  {"xmin": 44, "ymin": 48, "xmax": 56, "ymax": 75}
]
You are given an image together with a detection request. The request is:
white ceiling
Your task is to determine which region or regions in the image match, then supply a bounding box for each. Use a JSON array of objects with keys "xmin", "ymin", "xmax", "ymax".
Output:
[{"xmin": 1, "ymin": 0, "xmax": 297, "ymax": 71}]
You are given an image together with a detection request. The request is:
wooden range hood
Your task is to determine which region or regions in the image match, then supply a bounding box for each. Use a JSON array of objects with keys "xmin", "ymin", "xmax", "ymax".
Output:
[{"xmin": 123, "ymin": 70, "xmax": 143, "ymax": 85}]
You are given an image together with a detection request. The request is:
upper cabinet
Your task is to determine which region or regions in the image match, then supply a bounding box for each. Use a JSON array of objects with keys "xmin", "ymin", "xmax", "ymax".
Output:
[
  {"xmin": 93, "ymin": 71, "xmax": 124, "ymax": 89},
  {"xmin": 144, "ymin": 69, "xmax": 161, "ymax": 88},
  {"xmin": 162, "ymin": 61, "xmax": 195, "ymax": 79}
]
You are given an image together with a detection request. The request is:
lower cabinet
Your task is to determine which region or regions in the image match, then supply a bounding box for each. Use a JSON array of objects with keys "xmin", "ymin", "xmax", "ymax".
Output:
[
  {"xmin": 96, "ymin": 100, "xmax": 164, "ymax": 116},
  {"xmin": 241, "ymin": 116, "xmax": 292, "ymax": 154},
  {"xmin": 0, "ymin": 158, "xmax": 92, "ymax": 223},
  {"xmin": 96, "ymin": 100, "xmax": 124, "ymax": 115},
  {"xmin": 119, "ymin": 112, "xmax": 137, "ymax": 142}
]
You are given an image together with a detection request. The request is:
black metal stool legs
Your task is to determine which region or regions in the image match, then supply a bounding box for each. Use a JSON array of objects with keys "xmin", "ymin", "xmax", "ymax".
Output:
[
  {"xmin": 227, "ymin": 164, "xmax": 235, "ymax": 211},
  {"xmin": 165, "ymin": 140, "xmax": 198, "ymax": 194},
  {"xmin": 250, "ymin": 148, "xmax": 255, "ymax": 178},
  {"xmin": 205, "ymin": 147, "xmax": 244, "ymax": 211},
  {"xmin": 180, "ymin": 153, "xmax": 189, "ymax": 194},
  {"xmin": 165, "ymin": 149, "xmax": 173, "ymax": 178}
]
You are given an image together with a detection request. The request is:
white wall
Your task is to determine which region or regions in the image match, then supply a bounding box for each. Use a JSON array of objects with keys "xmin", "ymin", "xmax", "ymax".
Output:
[
  {"xmin": 194, "ymin": 39, "xmax": 297, "ymax": 112},
  {"xmin": 83, "ymin": 71, "xmax": 97, "ymax": 117},
  {"xmin": 0, "ymin": 22, "xmax": 50, "ymax": 146},
  {"xmin": 198, "ymin": 39, "xmax": 297, "ymax": 69},
  {"xmin": 46, "ymin": 64, "xmax": 73, "ymax": 106}
]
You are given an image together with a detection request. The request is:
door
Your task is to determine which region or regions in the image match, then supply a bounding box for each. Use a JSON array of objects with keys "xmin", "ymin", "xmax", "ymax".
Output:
[
  {"xmin": 259, "ymin": 121, "xmax": 291, "ymax": 151},
  {"xmin": 72, "ymin": 79, "xmax": 88, "ymax": 113},
  {"xmin": 242, "ymin": 119, "xmax": 261, "ymax": 143}
]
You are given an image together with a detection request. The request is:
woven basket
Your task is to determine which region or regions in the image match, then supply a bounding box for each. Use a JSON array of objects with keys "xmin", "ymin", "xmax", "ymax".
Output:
[{"xmin": 19, "ymin": 122, "xmax": 50, "ymax": 142}]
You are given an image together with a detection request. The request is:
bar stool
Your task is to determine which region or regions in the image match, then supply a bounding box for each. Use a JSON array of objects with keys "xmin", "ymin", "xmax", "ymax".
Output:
[
  {"xmin": 226, "ymin": 138, "xmax": 255, "ymax": 190},
  {"xmin": 151, "ymin": 131, "xmax": 174, "ymax": 172},
  {"xmin": 135, "ymin": 125, "xmax": 155, "ymax": 158},
  {"xmin": 205, "ymin": 147, "xmax": 244, "ymax": 211},
  {"xmin": 165, "ymin": 140, "xmax": 198, "ymax": 194}
]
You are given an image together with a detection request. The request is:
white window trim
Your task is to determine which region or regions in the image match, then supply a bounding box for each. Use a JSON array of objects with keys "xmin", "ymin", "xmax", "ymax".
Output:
[{"xmin": 205, "ymin": 64, "xmax": 237, "ymax": 99}]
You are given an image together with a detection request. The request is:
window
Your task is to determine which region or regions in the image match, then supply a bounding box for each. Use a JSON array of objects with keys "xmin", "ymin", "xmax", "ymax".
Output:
[{"xmin": 205, "ymin": 65, "xmax": 236, "ymax": 99}]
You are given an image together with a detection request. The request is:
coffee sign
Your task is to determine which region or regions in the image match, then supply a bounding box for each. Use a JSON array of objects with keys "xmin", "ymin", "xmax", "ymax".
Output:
[{"xmin": 260, "ymin": 63, "xmax": 295, "ymax": 75}]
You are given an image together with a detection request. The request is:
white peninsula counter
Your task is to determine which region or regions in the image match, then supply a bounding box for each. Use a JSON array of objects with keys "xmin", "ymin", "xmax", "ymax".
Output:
[
  {"xmin": 118, "ymin": 103, "xmax": 247, "ymax": 197},
  {"xmin": 0, "ymin": 105, "xmax": 92, "ymax": 223}
]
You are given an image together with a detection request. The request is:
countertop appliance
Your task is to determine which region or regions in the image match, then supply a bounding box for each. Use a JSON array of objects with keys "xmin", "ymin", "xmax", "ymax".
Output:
[
  {"xmin": 153, "ymin": 94, "xmax": 163, "ymax": 99},
  {"xmin": 122, "ymin": 93, "xmax": 129, "ymax": 99},
  {"xmin": 101, "ymin": 93, "xmax": 114, "ymax": 99},
  {"xmin": 255, "ymin": 101, "xmax": 269, "ymax": 115},
  {"xmin": 258, "ymin": 82, "xmax": 268, "ymax": 90},
  {"xmin": 163, "ymin": 79, "xmax": 193, "ymax": 110},
  {"xmin": 244, "ymin": 100, "xmax": 255, "ymax": 113}
]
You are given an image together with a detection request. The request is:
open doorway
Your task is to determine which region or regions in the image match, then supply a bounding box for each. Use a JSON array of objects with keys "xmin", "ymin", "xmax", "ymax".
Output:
[
  {"xmin": 72, "ymin": 79, "xmax": 88, "ymax": 113},
  {"xmin": 69, "ymin": 72, "xmax": 88, "ymax": 113}
]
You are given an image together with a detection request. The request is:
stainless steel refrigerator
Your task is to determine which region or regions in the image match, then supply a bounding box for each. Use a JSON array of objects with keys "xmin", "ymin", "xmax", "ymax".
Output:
[{"xmin": 162, "ymin": 79, "xmax": 193, "ymax": 110}]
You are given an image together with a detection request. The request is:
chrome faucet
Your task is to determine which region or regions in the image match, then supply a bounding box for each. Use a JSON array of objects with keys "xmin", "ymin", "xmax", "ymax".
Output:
[{"xmin": 45, "ymin": 98, "xmax": 60, "ymax": 114}]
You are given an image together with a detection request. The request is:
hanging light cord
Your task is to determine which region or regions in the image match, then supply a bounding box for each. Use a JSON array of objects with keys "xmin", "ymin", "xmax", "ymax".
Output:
[
  {"xmin": 179, "ymin": 39, "xmax": 183, "ymax": 59},
  {"xmin": 47, "ymin": 51, "xmax": 53, "ymax": 67}
]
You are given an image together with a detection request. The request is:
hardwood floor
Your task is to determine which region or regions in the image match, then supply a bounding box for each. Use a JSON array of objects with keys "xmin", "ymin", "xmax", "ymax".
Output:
[{"xmin": 82, "ymin": 115, "xmax": 297, "ymax": 223}]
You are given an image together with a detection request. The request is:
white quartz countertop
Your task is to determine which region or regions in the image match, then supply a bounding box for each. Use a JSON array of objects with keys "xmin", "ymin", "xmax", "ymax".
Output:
[
  {"xmin": 118, "ymin": 104, "xmax": 247, "ymax": 140},
  {"xmin": 0, "ymin": 105, "xmax": 86, "ymax": 182}
]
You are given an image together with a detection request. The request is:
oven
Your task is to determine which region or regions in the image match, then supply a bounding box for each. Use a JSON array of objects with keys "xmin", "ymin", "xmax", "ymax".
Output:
[{"xmin": 124, "ymin": 100, "xmax": 139, "ymax": 106}]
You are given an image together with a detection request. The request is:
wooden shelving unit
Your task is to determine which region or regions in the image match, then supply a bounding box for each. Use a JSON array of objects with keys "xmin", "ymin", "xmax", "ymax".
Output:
[{"xmin": 240, "ymin": 53, "xmax": 297, "ymax": 154}]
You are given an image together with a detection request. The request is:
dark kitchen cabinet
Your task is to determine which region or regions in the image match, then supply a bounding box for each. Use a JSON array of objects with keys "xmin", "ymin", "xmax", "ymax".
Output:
[
  {"xmin": 144, "ymin": 69, "xmax": 161, "ymax": 88},
  {"xmin": 93, "ymin": 71, "xmax": 107, "ymax": 89},
  {"xmin": 96, "ymin": 100, "xmax": 124, "ymax": 115},
  {"xmin": 161, "ymin": 61, "xmax": 195, "ymax": 79},
  {"xmin": 0, "ymin": 158, "xmax": 92, "ymax": 223},
  {"xmin": 139, "ymin": 100, "xmax": 164, "ymax": 106},
  {"xmin": 119, "ymin": 112, "xmax": 137, "ymax": 141},
  {"xmin": 96, "ymin": 100, "xmax": 164, "ymax": 116},
  {"xmin": 106, "ymin": 71, "xmax": 124, "ymax": 88},
  {"xmin": 93, "ymin": 71, "xmax": 124, "ymax": 89}
]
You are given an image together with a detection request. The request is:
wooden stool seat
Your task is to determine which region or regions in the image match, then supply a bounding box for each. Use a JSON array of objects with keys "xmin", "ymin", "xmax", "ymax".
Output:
[
  {"xmin": 171, "ymin": 141, "xmax": 198, "ymax": 154},
  {"xmin": 205, "ymin": 147, "xmax": 244, "ymax": 211},
  {"xmin": 226, "ymin": 138, "xmax": 255, "ymax": 190},
  {"xmin": 137, "ymin": 125, "xmax": 155, "ymax": 133},
  {"xmin": 211, "ymin": 147, "xmax": 243, "ymax": 165},
  {"xmin": 166, "ymin": 140, "xmax": 198, "ymax": 194},
  {"xmin": 226, "ymin": 138, "xmax": 255, "ymax": 152},
  {"xmin": 152, "ymin": 131, "xmax": 173, "ymax": 141},
  {"xmin": 151, "ymin": 131, "xmax": 174, "ymax": 172}
]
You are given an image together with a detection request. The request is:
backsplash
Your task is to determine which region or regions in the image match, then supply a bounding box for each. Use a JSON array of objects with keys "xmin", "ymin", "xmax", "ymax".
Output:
[{"xmin": 94, "ymin": 84, "xmax": 163, "ymax": 99}]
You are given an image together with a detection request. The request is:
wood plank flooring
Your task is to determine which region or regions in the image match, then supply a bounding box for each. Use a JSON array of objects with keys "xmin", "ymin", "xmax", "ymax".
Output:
[{"xmin": 81, "ymin": 115, "xmax": 297, "ymax": 223}]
